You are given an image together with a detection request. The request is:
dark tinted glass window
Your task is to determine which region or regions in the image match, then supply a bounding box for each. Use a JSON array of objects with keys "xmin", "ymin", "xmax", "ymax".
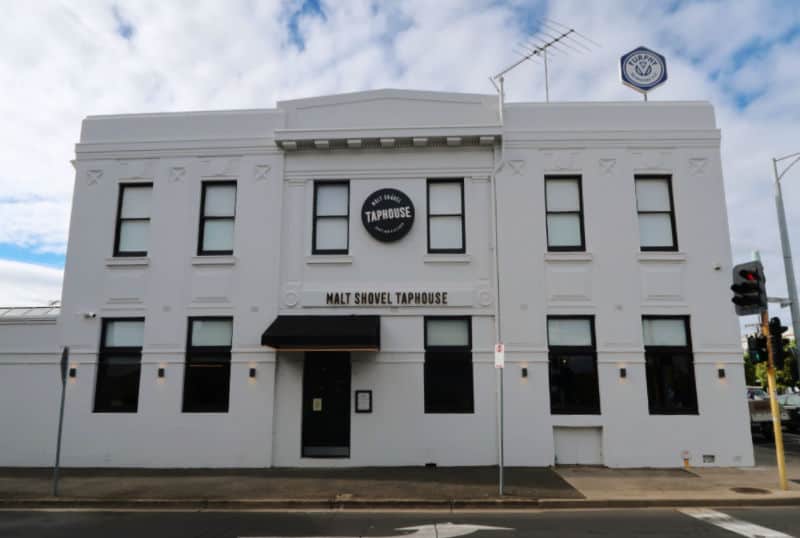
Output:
[
  {"xmin": 94, "ymin": 319, "xmax": 144, "ymax": 413},
  {"xmin": 643, "ymin": 316, "xmax": 698, "ymax": 414},
  {"xmin": 182, "ymin": 318, "xmax": 233, "ymax": 413},
  {"xmin": 547, "ymin": 316, "xmax": 600, "ymax": 415},
  {"xmin": 424, "ymin": 317, "xmax": 473, "ymax": 413}
]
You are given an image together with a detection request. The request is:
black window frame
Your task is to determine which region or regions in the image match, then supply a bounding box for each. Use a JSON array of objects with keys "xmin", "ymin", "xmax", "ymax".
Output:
[
  {"xmin": 113, "ymin": 183, "xmax": 153, "ymax": 257},
  {"xmin": 312, "ymin": 180, "xmax": 350, "ymax": 255},
  {"xmin": 93, "ymin": 317, "xmax": 144, "ymax": 413},
  {"xmin": 547, "ymin": 315, "xmax": 601, "ymax": 415},
  {"xmin": 545, "ymin": 175, "xmax": 586, "ymax": 252},
  {"xmin": 197, "ymin": 180, "xmax": 237, "ymax": 256},
  {"xmin": 182, "ymin": 316, "xmax": 233, "ymax": 413},
  {"xmin": 426, "ymin": 178, "xmax": 466, "ymax": 254},
  {"xmin": 635, "ymin": 174, "xmax": 678, "ymax": 252},
  {"xmin": 643, "ymin": 315, "xmax": 698, "ymax": 415},
  {"xmin": 423, "ymin": 316, "xmax": 474, "ymax": 414}
]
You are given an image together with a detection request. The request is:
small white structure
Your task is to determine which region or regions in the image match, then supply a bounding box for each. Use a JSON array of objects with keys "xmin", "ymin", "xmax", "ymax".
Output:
[{"xmin": 0, "ymin": 90, "xmax": 752, "ymax": 468}]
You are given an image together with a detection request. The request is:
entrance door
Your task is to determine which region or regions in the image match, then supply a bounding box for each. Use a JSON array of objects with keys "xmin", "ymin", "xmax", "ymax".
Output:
[{"xmin": 302, "ymin": 352, "xmax": 351, "ymax": 457}]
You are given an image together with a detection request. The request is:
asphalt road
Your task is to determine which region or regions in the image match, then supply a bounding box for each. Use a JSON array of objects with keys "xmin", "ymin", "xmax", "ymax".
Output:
[{"xmin": 1, "ymin": 508, "xmax": 800, "ymax": 538}]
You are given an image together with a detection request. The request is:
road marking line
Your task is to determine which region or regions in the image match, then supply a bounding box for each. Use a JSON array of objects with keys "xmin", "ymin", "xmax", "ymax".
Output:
[{"xmin": 679, "ymin": 508, "xmax": 794, "ymax": 537}]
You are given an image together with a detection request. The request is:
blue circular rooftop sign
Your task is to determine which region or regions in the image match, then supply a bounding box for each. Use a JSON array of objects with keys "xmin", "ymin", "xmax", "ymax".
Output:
[{"xmin": 620, "ymin": 46, "xmax": 667, "ymax": 94}]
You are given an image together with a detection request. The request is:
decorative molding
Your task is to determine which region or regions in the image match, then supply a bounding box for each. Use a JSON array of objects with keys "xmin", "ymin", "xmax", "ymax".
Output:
[
  {"xmin": 688, "ymin": 157, "xmax": 707, "ymax": 175},
  {"xmin": 506, "ymin": 160, "xmax": 525, "ymax": 176},
  {"xmin": 254, "ymin": 164, "xmax": 271, "ymax": 181},
  {"xmin": 169, "ymin": 167, "xmax": 186, "ymax": 182},
  {"xmin": 87, "ymin": 169, "xmax": 103, "ymax": 185},
  {"xmin": 598, "ymin": 158, "xmax": 616, "ymax": 175}
]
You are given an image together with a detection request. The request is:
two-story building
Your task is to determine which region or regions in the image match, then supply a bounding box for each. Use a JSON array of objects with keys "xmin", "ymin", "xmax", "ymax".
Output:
[{"xmin": 0, "ymin": 89, "xmax": 753, "ymax": 468}]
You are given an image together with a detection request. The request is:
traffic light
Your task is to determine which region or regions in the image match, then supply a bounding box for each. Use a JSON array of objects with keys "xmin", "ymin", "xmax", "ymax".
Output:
[
  {"xmin": 769, "ymin": 317, "xmax": 790, "ymax": 369},
  {"xmin": 731, "ymin": 261, "xmax": 767, "ymax": 316},
  {"xmin": 748, "ymin": 334, "xmax": 768, "ymax": 363}
]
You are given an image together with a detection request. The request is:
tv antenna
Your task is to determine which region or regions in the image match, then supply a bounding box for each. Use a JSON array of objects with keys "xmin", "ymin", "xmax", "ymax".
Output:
[{"xmin": 490, "ymin": 19, "xmax": 599, "ymax": 117}]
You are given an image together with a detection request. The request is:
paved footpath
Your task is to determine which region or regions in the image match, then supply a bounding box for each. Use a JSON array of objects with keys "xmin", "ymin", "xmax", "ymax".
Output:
[{"xmin": 2, "ymin": 507, "xmax": 800, "ymax": 537}]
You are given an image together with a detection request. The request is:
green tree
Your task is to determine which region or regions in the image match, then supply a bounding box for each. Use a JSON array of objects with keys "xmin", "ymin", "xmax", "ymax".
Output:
[{"xmin": 744, "ymin": 339, "xmax": 798, "ymax": 392}]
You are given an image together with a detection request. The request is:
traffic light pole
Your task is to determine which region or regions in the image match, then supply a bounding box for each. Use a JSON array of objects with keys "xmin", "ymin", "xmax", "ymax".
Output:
[{"xmin": 762, "ymin": 310, "xmax": 788, "ymax": 490}]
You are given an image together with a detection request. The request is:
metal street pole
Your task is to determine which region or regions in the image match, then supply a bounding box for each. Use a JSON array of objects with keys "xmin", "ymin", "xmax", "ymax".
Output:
[
  {"xmin": 52, "ymin": 346, "xmax": 69, "ymax": 497},
  {"xmin": 772, "ymin": 153, "xmax": 800, "ymax": 381}
]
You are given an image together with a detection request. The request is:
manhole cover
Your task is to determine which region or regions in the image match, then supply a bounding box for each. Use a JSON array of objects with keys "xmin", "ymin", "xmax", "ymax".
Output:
[{"xmin": 730, "ymin": 487, "xmax": 770, "ymax": 494}]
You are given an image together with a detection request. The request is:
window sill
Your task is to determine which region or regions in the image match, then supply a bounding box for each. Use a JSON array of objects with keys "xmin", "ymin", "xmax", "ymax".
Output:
[
  {"xmin": 423, "ymin": 254, "xmax": 472, "ymax": 264},
  {"xmin": 544, "ymin": 252, "xmax": 593, "ymax": 263},
  {"xmin": 637, "ymin": 252, "xmax": 687, "ymax": 263},
  {"xmin": 191, "ymin": 255, "xmax": 236, "ymax": 266},
  {"xmin": 306, "ymin": 255, "xmax": 353, "ymax": 265},
  {"xmin": 105, "ymin": 257, "xmax": 150, "ymax": 268}
]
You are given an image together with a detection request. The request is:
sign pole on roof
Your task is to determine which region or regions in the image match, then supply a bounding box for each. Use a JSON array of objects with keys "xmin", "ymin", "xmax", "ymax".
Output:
[{"xmin": 620, "ymin": 46, "xmax": 668, "ymax": 101}]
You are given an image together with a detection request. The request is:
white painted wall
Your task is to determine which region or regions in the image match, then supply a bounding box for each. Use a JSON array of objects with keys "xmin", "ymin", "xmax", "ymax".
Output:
[{"xmin": 0, "ymin": 90, "xmax": 753, "ymax": 468}]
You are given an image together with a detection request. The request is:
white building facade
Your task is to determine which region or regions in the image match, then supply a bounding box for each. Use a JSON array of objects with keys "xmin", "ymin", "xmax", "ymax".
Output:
[{"xmin": 0, "ymin": 90, "xmax": 753, "ymax": 468}]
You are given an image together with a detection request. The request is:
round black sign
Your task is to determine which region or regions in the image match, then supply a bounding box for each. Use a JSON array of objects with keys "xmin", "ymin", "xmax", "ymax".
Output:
[{"xmin": 361, "ymin": 188, "xmax": 415, "ymax": 242}]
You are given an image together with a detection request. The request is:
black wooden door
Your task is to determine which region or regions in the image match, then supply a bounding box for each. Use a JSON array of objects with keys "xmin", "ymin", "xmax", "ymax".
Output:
[{"xmin": 302, "ymin": 352, "xmax": 351, "ymax": 457}]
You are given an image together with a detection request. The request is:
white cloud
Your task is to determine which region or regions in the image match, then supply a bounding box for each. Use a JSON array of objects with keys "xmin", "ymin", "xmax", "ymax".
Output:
[
  {"xmin": 0, "ymin": 260, "xmax": 62, "ymax": 306},
  {"xmin": 0, "ymin": 0, "xmax": 798, "ymax": 325}
]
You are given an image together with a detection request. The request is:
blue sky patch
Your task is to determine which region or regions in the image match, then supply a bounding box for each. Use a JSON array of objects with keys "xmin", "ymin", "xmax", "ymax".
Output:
[
  {"xmin": 287, "ymin": 0, "xmax": 325, "ymax": 51},
  {"xmin": 0, "ymin": 243, "xmax": 65, "ymax": 270},
  {"xmin": 112, "ymin": 5, "xmax": 135, "ymax": 40}
]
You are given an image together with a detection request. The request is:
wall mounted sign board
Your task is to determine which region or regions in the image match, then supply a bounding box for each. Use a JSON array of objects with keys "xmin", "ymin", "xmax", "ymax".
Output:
[
  {"xmin": 620, "ymin": 46, "xmax": 668, "ymax": 94},
  {"xmin": 361, "ymin": 188, "xmax": 414, "ymax": 242}
]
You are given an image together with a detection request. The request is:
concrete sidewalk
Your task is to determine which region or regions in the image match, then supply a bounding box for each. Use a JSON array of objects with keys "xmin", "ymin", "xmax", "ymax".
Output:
[{"xmin": 2, "ymin": 446, "xmax": 800, "ymax": 510}]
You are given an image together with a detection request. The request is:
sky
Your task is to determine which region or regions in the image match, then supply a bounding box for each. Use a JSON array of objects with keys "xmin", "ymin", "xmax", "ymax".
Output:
[{"xmin": 1, "ymin": 0, "xmax": 799, "ymax": 332}]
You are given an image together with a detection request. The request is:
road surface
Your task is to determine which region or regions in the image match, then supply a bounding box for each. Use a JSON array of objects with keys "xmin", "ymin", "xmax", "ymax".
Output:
[{"xmin": 1, "ymin": 507, "xmax": 799, "ymax": 537}]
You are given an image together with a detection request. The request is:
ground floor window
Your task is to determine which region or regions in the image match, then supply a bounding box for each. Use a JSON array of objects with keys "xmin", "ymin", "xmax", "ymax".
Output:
[
  {"xmin": 424, "ymin": 317, "xmax": 473, "ymax": 413},
  {"xmin": 94, "ymin": 318, "xmax": 144, "ymax": 413},
  {"xmin": 183, "ymin": 317, "xmax": 233, "ymax": 413},
  {"xmin": 547, "ymin": 316, "xmax": 600, "ymax": 414},
  {"xmin": 643, "ymin": 316, "xmax": 698, "ymax": 414}
]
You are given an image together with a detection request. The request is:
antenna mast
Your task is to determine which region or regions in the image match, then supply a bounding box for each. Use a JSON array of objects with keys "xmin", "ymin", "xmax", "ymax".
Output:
[{"xmin": 490, "ymin": 19, "xmax": 598, "ymax": 115}]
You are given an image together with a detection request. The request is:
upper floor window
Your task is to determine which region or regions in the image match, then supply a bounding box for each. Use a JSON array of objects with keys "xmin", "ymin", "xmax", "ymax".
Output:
[
  {"xmin": 198, "ymin": 181, "xmax": 237, "ymax": 255},
  {"xmin": 635, "ymin": 176, "xmax": 677, "ymax": 251},
  {"xmin": 545, "ymin": 176, "xmax": 585, "ymax": 251},
  {"xmin": 643, "ymin": 316, "xmax": 697, "ymax": 415},
  {"xmin": 547, "ymin": 316, "xmax": 600, "ymax": 415},
  {"xmin": 313, "ymin": 181, "xmax": 349, "ymax": 254},
  {"xmin": 114, "ymin": 184, "xmax": 152, "ymax": 256},
  {"xmin": 427, "ymin": 179, "xmax": 465, "ymax": 253},
  {"xmin": 94, "ymin": 318, "xmax": 144, "ymax": 413},
  {"xmin": 183, "ymin": 317, "xmax": 233, "ymax": 413},
  {"xmin": 424, "ymin": 317, "xmax": 473, "ymax": 413}
]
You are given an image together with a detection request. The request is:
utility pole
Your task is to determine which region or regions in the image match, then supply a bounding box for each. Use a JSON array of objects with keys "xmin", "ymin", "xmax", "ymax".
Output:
[{"xmin": 772, "ymin": 153, "xmax": 800, "ymax": 382}]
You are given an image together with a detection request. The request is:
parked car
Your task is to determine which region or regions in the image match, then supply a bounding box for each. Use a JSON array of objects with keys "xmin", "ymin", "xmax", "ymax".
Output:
[
  {"xmin": 778, "ymin": 393, "xmax": 800, "ymax": 432},
  {"xmin": 747, "ymin": 386, "xmax": 789, "ymax": 440}
]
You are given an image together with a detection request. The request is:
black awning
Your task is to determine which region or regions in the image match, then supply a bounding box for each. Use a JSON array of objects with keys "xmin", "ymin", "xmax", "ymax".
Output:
[{"xmin": 261, "ymin": 315, "xmax": 380, "ymax": 351}]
